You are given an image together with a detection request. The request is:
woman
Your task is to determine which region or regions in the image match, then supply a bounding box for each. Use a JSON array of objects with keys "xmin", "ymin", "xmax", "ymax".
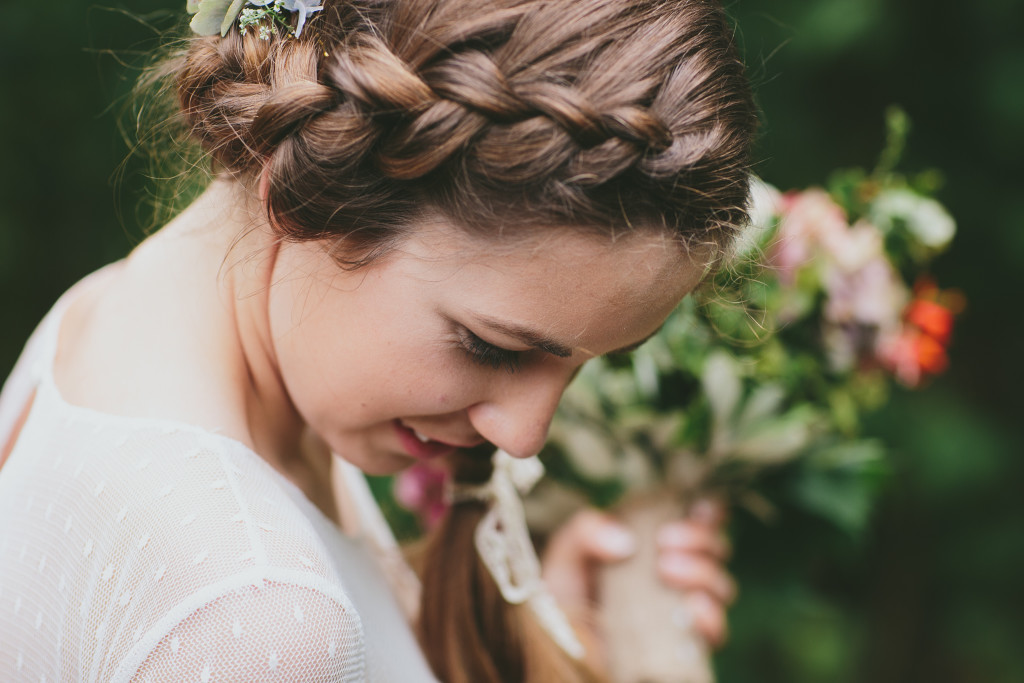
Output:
[{"xmin": 0, "ymin": 0, "xmax": 755, "ymax": 680}]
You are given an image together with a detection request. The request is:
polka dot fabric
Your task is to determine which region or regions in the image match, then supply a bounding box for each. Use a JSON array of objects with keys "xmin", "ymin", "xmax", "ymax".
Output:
[{"xmin": 0, "ymin": 278, "xmax": 439, "ymax": 682}]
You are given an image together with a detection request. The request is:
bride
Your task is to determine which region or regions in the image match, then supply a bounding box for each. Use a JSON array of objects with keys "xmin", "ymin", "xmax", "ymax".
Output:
[{"xmin": 0, "ymin": 0, "xmax": 754, "ymax": 680}]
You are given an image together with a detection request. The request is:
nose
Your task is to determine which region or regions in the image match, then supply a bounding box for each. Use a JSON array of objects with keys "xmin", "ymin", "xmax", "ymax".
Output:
[{"xmin": 467, "ymin": 362, "xmax": 575, "ymax": 459}]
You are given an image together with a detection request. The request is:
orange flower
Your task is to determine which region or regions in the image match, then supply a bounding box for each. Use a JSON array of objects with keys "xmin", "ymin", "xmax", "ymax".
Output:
[
  {"xmin": 878, "ymin": 277, "xmax": 960, "ymax": 387},
  {"xmin": 905, "ymin": 299, "xmax": 954, "ymax": 346},
  {"xmin": 912, "ymin": 332, "xmax": 949, "ymax": 375}
]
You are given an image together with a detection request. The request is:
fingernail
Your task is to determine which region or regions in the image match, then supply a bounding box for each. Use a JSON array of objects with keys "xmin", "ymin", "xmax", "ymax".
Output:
[
  {"xmin": 600, "ymin": 526, "xmax": 636, "ymax": 556},
  {"xmin": 656, "ymin": 524, "xmax": 690, "ymax": 547},
  {"xmin": 690, "ymin": 499, "xmax": 719, "ymax": 523},
  {"xmin": 658, "ymin": 554, "xmax": 690, "ymax": 575}
]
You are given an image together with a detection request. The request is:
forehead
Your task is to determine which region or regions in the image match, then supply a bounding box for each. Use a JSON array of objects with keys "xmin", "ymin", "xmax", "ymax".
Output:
[{"xmin": 389, "ymin": 221, "xmax": 705, "ymax": 351}]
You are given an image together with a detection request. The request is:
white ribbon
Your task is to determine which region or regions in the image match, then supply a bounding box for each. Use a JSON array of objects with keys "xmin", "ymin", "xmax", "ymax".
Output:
[{"xmin": 449, "ymin": 450, "xmax": 586, "ymax": 660}]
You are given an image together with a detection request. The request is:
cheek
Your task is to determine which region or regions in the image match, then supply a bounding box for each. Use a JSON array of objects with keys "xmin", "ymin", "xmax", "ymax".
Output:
[
  {"xmin": 269, "ymin": 283, "xmax": 478, "ymax": 427},
  {"xmin": 266, "ymin": 275, "xmax": 365, "ymax": 423}
]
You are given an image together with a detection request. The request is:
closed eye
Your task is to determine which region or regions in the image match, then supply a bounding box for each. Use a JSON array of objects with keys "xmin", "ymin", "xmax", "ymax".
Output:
[{"xmin": 458, "ymin": 328, "xmax": 523, "ymax": 374}]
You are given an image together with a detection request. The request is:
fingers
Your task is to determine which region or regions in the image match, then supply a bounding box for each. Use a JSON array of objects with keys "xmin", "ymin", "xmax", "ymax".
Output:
[
  {"xmin": 655, "ymin": 499, "xmax": 734, "ymax": 648},
  {"xmin": 657, "ymin": 553, "xmax": 737, "ymax": 605},
  {"xmin": 688, "ymin": 498, "xmax": 729, "ymax": 529},
  {"xmin": 655, "ymin": 521, "xmax": 731, "ymax": 561},
  {"xmin": 685, "ymin": 592, "xmax": 729, "ymax": 649},
  {"xmin": 544, "ymin": 508, "xmax": 635, "ymax": 567},
  {"xmin": 541, "ymin": 504, "xmax": 736, "ymax": 650},
  {"xmin": 542, "ymin": 509, "xmax": 635, "ymax": 610}
]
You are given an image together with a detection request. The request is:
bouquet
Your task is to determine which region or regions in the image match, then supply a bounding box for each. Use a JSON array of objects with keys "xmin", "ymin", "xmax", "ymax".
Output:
[{"xmin": 537, "ymin": 108, "xmax": 961, "ymax": 682}]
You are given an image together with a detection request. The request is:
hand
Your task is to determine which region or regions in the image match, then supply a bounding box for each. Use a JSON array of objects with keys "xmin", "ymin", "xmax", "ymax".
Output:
[
  {"xmin": 540, "ymin": 500, "xmax": 735, "ymax": 652},
  {"xmin": 652, "ymin": 499, "xmax": 735, "ymax": 648}
]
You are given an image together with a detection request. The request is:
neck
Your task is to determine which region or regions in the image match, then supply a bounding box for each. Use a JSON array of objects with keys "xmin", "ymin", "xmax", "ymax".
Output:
[{"xmin": 149, "ymin": 177, "xmax": 324, "ymax": 487}]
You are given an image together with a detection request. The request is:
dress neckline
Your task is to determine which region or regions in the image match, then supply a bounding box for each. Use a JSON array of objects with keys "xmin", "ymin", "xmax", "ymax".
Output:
[
  {"xmin": 28, "ymin": 264, "xmax": 353, "ymax": 534},
  {"xmin": 34, "ymin": 261, "xmax": 269, "ymax": 461}
]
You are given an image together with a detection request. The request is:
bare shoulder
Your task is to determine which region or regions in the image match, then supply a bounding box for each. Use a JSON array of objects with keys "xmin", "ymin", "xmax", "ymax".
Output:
[{"xmin": 53, "ymin": 241, "xmax": 247, "ymax": 441}]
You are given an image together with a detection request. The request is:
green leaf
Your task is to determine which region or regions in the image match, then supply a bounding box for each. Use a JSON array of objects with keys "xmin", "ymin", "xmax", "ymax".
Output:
[
  {"xmin": 737, "ymin": 382, "xmax": 787, "ymax": 430},
  {"xmin": 188, "ymin": 0, "xmax": 249, "ymax": 36},
  {"xmin": 730, "ymin": 405, "xmax": 820, "ymax": 465},
  {"xmin": 703, "ymin": 350, "xmax": 742, "ymax": 427},
  {"xmin": 188, "ymin": 0, "xmax": 241, "ymax": 36},
  {"xmin": 220, "ymin": 0, "xmax": 247, "ymax": 36},
  {"xmin": 789, "ymin": 441, "xmax": 888, "ymax": 535}
]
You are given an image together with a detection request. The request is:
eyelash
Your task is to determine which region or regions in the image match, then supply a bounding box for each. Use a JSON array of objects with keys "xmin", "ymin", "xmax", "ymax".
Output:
[{"xmin": 458, "ymin": 329, "xmax": 523, "ymax": 374}]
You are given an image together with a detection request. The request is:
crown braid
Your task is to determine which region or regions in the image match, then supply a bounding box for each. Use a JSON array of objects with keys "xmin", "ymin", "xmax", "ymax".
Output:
[{"xmin": 175, "ymin": 0, "xmax": 755, "ymax": 262}]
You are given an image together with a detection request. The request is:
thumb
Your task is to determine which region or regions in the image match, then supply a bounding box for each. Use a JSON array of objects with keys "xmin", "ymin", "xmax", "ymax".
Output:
[
  {"xmin": 542, "ymin": 510, "xmax": 636, "ymax": 610},
  {"xmin": 546, "ymin": 509, "xmax": 636, "ymax": 568}
]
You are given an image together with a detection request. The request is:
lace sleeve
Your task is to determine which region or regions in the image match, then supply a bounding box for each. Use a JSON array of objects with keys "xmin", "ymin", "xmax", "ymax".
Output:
[{"xmin": 122, "ymin": 575, "xmax": 365, "ymax": 682}]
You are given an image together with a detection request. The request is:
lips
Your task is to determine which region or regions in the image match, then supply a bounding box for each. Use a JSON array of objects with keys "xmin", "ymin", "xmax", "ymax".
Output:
[{"xmin": 393, "ymin": 420, "xmax": 461, "ymax": 460}]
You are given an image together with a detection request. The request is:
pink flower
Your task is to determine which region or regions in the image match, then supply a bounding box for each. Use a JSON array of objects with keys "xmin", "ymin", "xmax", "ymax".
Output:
[
  {"xmin": 824, "ymin": 256, "xmax": 908, "ymax": 329},
  {"xmin": 877, "ymin": 328, "xmax": 948, "ymax": 388},
  {"xmin": 393, "ymin": 462, "xmax": 450, "ymax": 530},
  {"xmin": 770, "ymin": 189, "xmax": 849, "ymax": 283},
  {"xmin": 821, "ymin": 220, "xmax": 884, "ymax": 274}
]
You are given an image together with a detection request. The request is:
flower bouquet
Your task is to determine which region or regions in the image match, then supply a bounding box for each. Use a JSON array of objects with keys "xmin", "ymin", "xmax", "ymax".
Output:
[{"xmin": 531, "ymin": 108, "xmax": 962, "ymax": 682}]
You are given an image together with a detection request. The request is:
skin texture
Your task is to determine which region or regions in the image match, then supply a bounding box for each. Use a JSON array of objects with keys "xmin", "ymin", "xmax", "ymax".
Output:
[{"xmin": 52, "ymin": 178, "xmax": 733, "ymax": 648}]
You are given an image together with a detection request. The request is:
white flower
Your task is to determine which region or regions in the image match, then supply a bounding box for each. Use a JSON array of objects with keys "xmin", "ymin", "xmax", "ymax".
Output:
[
  {"xmin": 731, "ymin": 176, "xmax": 782, "ymax": 258},
  {"xmin": 281, "ymin": 0, "xmax": 323, "ymax": 37},
  {"xmin": 820, "ymin": 219, "xmax": 884, "ymax": 273},
  {"xmin": 546, "ymin": 421, "xmax": 619, "ymax": 480},
  {"xmin": 748, "ymin": 176, "xmax": 783, "ymax": 231},
  {"xmin": 871, "ymin": 188, "xmax": 956, "ymax": 249},
  {"xmin": 188, "ymin": 0, "xmax": 322, "ymax": 38}
]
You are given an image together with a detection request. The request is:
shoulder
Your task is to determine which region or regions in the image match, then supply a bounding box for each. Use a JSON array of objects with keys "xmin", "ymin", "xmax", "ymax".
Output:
[
  {"xmin": 73, "ymin": 423, "xmax": 348, "ymax": 587},
  {"xmin": 104, "ymin": 429, "xmax": 366, "ymax": 681},
  {"xmin": 115, "ymin": 565, "xmax": 365, "ymax": 682},
  {"xmin": 8, "ymin": 420, "xmax": 366, "ymax": 681},
  {"xmin": 53, "ymin": 255, "xmax": 251, "ymax": 441}
]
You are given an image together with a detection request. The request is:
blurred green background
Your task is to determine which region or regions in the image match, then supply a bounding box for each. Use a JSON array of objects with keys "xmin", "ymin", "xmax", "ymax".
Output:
[{"xmin": 1, "ymin": 1, "xmax": 1021, "ymax": 681}]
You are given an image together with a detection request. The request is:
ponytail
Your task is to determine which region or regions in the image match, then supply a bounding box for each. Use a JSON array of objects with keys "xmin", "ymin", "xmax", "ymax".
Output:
[{"xmin": 415, "ymin": 450, "xmax": 602, "ymax": 683}]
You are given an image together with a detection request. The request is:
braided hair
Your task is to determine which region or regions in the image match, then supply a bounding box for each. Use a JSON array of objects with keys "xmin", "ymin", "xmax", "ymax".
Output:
[
  {"xmin": 171, "ymin": 1, "xmax": 755, "ymax": 680},
  {"xmin": 178, "ymin": 0, "xmax": 754, "ymax": 261}
]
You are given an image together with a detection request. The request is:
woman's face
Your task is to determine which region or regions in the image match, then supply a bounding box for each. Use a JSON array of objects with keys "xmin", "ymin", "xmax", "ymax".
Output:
[{"xmin": 268, "ymin": 222, "xmax": 703, "ymax": 475}]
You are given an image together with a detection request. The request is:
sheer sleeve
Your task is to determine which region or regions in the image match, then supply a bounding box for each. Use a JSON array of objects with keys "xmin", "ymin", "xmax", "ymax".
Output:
[{"xmin": 124, "ymin": 576, "xmax": 365, "ymax": 682}]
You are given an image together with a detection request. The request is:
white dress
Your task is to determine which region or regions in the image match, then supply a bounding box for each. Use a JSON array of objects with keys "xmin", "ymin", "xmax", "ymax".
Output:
[{"xmin": 0, "ymin": 271, "xmax": 440, "ymax": 682}]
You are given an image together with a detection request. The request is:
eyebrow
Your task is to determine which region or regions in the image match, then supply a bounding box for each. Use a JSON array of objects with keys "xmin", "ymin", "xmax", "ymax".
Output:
[{"xmin": 472, "ymin": 316, "xmax": 662, "ymax": 359}]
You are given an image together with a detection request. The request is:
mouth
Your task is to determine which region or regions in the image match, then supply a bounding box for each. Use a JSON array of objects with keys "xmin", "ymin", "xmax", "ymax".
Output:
[{"xmin": 393, "ymin": 420, "xmax": 462, "ymax": 460}]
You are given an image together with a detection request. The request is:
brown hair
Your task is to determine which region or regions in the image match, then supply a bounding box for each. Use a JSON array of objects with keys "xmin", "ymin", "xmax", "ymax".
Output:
[
  {"xmin": 169, "ymin": 0, "xmax": 755, "ymax": 679},
  {"xmin": 415, "ymin": 449, "xmax": 599, "ymax": 683}
]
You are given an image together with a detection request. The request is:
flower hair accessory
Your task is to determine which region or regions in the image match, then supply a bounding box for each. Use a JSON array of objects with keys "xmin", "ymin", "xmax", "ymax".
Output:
[
  {"xmin": 449, "ymin": 450, "xmax": 586, "ymax": 660},
  {"xmin": 187, "ymin": 0, "xmax": 322, "ymax": 39}
]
